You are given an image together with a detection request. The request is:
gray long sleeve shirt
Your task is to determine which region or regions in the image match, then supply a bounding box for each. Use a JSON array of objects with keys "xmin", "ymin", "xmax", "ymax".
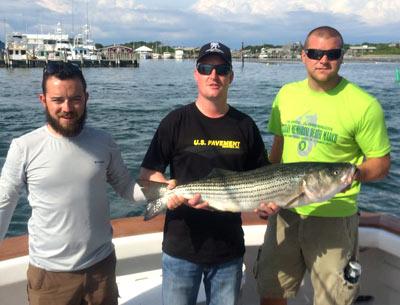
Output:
[{"xmin": 0, "ymin": 126, "xmax": 142, "ymax": 271}]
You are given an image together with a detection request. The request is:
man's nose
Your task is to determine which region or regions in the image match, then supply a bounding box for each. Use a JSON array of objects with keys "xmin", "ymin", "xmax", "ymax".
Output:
[
  {"xmin": 319, "ymin": 54, "xmax": 329, "ymax": 63},
  {"xmin": 61, "ymin": 100, "xmax": 74, "ymax": 112},
  {"xmin": 209, "ymin": 68, "xmax": 218, "ymax": 78}
]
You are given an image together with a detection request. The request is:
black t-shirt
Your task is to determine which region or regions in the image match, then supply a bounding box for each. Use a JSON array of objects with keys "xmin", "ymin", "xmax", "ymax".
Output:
[{"xmin": 141, "ymin": 102, "xmax": 268, "ymax": 264}]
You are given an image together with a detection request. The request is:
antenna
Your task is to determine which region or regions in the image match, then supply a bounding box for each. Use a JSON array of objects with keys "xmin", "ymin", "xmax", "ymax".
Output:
[
  {"xmin": 86, "ymin": 0, "xmax": 89, "ymax": 25},
  {"xmin": 22, "ymin": 13, "xmax": 28, "ymax": 33},
  {"xmin": 2, "ymin": 18, "xmax": 6, "ymax": 43},
  {"xmin": 85, "ymin": 0, "xmax": 90, "ymax": 41},
  {"xmin": 71, "ymin": 0, "xmax": 75, "ymax": 35}
]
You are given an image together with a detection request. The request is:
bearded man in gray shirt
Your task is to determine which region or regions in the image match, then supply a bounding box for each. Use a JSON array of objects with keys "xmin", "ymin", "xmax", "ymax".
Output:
[{"xmin": 0, "ymin": 62, "xmax": 162, "ymax": 305}]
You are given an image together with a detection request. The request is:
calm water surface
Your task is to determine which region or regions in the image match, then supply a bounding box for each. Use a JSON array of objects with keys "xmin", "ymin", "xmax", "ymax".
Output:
[{"xmin": 1, "ymin": 60, "xmax": 399, "ymax": 237}]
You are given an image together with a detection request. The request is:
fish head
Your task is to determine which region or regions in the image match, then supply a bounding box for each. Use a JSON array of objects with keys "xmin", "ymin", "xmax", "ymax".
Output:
[{"xmin": 302, "ymin": 163, "xmax": 357, "ymax": 203}]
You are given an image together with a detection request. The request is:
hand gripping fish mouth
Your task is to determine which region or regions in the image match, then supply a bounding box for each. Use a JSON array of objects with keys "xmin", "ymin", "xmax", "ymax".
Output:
[
  {"xmin": 139, "ymin": 162, "xmax": 357, "ymax": 220},
  {"xmin": 338, "ymin": 165, "xmax": 359, "ymax": 193}
]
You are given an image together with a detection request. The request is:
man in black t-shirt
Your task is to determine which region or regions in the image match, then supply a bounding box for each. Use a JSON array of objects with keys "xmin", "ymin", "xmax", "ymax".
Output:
[{"xmin": 139, "ymin": 42, "xmax": 277, "ymax": 305}]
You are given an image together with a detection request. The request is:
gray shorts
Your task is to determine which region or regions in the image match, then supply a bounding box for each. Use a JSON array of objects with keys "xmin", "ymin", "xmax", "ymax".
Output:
[{"xmin": 253, "ymin": 209, "xmax": 360, "ymax": 305}]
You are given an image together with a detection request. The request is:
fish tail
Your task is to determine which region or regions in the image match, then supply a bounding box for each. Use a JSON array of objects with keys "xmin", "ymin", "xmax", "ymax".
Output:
[
  {"xmin": 144, "ymin": 198, "xmax": 167, "ymax": 221},
  {"xmin": 137, "ymin": 179, "xmax": 169, "ymax": 221}
]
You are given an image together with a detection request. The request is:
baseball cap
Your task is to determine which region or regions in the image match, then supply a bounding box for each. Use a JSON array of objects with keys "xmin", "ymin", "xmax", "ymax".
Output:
[{"xmin": 196, "ymin": 42, "xmax": 232, "ymax": 66}]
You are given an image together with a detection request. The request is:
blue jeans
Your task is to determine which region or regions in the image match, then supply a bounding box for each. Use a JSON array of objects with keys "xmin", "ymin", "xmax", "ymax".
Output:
[{"xmin": 162, "ymin": 252, "xmax": 243, "ymax": 305}]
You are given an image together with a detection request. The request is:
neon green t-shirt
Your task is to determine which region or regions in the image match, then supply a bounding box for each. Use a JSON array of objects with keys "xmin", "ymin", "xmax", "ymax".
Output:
[{"xmin": 268, "ymin": 78, "xmax": 391, "ymax": 217}]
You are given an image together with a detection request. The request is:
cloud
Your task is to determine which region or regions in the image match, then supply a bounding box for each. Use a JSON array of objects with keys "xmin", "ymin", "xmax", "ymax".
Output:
[
  {"xmin": 35, "ymin": 0, "xmax": 145, "ymax": 17},
  {"xmin": 192, "ymin": 0, "xmax": 400, "ymax": 25},
  {"xmin": 36, "ymin": 0, "xmax": 72, "ymax": 14},
  {"xmin": 88, "ymin": 6, "xmax": 195, "ymax": 44},
  {"xmin": 2, "ymin": 1, "xmax": 399, "ymax": 46},
  {"xmin": 97, "ymin": 0, "xmax": 144, "ymax": 10}
]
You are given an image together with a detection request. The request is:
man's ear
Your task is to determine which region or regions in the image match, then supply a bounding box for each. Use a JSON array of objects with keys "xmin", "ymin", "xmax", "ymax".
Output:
[
  {"xmin": 229, "ymin": 71, "xmax": 234, "ymax": 84},
  {"xmin": 39, "ymin": 93, "xmax": 47, "ymax": 108},
  {"xmin": 194, "ymin": 68, "xmax": 199, "ymax": 82},
  {"xmin": 301, "ymin": 50, "xmax": 306, "ymax": 64}
]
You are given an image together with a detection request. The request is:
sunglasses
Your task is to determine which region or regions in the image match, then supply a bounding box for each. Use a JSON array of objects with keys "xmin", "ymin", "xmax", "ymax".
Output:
[
  {"xmin": 196, "ymin": 63, "xmax": 232, "ymax": 76},
  {"xmin": 43, "ymin": 62, "xmax": 82, "ymax": 75},
  {"xmin": 305, "ymin": 49, "xmax": 343, "ymax": 61}
]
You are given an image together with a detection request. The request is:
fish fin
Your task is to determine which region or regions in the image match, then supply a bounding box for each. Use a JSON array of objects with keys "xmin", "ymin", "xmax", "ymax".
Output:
[
  {"xmin": 137, "ymin": 179, "xmax": 169, "ymax": 202},
  {"xmin": 137, "ymin": 180, "xmax": 170, "ymax": 221},
  {"xmin": 143, "ymin": 198, "xmax": 166, "ymax": 221},
  {"xmin": 284, "ymin": 192, "xmax": 305, "ymax": 208}
]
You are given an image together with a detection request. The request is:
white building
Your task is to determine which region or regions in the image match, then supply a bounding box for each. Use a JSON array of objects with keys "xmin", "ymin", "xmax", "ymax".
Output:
[
  {"xmin": 347, "ymin": 45, "xmax": 377, "ymax": 57},
  {"xmin": 135, "ymin": 46, "xmax": 153, "ymax": 59}
]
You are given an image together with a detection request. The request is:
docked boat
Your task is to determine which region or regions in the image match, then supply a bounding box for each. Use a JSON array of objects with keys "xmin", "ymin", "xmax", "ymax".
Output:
[
  {"xmin": 4, "ymin": 33, "xmax": 28, "ymax": 62},
  {"xmin": 71, "ymin": 24, "xmax": 101, "ymax": 61},
  {"xmin": 258, "ymin": 47, "xmax": 269, "ymax": 59},
  {"xmin": 152, "ymin": 43, "xmax": 162, "ymax": 59},
  {"xmin": 1, "ymin": 212, "xmax": 399, "ymax": 305},
  {"xmin": 162, "ymin": 51, "xmax": 173, "ymax": 59},
  {"xmin": 5, "ymin": 23, "xmax": 100, "ymax": 64}
]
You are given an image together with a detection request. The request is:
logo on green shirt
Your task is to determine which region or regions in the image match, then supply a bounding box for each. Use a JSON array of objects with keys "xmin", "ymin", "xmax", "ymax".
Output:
[{"xmin": 282, "ymin": 114, "xmax": 338, "ymax": 157}]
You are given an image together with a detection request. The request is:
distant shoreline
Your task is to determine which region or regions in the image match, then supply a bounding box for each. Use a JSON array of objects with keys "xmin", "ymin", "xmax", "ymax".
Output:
[
  {"xmin": 343, "ymin": 55, "xmax": 400, "ymax": 62},
  {"xmin": 236, "ymin": 55, "xmax": 400, "ymax": 64},
  {"xmin": 1, "ymin": 54, "xmax": 400, "ymax": 68}
]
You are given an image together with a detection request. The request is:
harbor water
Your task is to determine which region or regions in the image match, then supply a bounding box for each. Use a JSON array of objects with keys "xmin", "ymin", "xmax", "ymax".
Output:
[{"xmin": 0, "ymin": 59, "xmax": 399, "ymax": 237}]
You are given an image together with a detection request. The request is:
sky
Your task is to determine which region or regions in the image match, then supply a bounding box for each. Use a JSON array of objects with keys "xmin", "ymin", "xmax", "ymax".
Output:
[{"xmin": 1, "ymin": 0, "xmax": 400, "ymax": 48}]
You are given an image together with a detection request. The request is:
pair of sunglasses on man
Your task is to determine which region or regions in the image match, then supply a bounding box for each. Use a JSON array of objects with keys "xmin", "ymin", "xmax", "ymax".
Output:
[
  {"xmin": 305, "ymin": 48, "xmax": 343, "ymax": 61},
  {"xmin": 196, "ymin": 63, "xmax": 232, "ymax": 76},
  {"xmin": 197, "ymin": 49, "xmax": 342, "ymax": 76}
]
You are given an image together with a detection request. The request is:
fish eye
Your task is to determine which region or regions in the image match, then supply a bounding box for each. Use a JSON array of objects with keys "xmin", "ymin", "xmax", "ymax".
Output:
[{"xmin": 333, "ymin": 170, "xmax": 339, "ymax": 175}]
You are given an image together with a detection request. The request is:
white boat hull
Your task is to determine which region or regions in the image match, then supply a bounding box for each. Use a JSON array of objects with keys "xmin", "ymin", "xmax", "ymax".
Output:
[{"xmin": 1, "ymin": 213, "xmax": 399, "ymax": 305}]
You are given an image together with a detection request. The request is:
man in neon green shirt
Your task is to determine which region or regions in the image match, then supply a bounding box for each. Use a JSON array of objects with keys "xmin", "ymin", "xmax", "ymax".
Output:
[{"xmin": 254, "ymin": 26, "xmax": 391, "ymax": 305}]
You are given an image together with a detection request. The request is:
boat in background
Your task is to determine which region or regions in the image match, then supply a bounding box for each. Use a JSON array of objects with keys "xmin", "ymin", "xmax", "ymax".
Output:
[
  {"xmin": 5, "ymin": 22, "xmax": 100, "ymax": 64},
  {"xmin": 1, "ymin": 212, "xmax": 399, "ymax": 305},
  {"xmin": 71, "ymin": 24, "xmax": 101, "ymax": 61},
  {"xmin": 162, "ymin": 51, "xmax": 173, "ymax": 59},
  {"xmin": 152, "ymin": 42, "xmax": 162, "ymax": 59},
  {"xmin": 4, "ymin": 33, "xmax": 28, "ymax": 62},
  {"xmin": 258, "ymin": 47, "xmax": 269, "ymax": 59}
]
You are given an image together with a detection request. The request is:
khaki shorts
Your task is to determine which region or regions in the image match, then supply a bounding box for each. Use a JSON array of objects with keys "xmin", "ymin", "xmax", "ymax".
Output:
[
  {"xmin": 253, "ymin": 209, "xmax": 360, "ymax": 305},
  {"xmin": 27, "ymin": 252, "xmax": 118, "ymax": 305}
]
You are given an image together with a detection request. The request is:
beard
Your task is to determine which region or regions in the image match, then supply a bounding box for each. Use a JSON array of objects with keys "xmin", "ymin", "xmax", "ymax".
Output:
[{"xmin": 46, "ymin": 107, "xmax": 87, "ymax": 137}]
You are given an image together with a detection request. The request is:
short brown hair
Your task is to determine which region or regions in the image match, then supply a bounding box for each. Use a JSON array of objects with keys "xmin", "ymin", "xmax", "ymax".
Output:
[
  {"xmin": 304, "ymin": 26, "xmax": 344, "ymax": 49},
  {"xmin": 42, "ymin": 62, "xmax": 87, "ymax": 94}
]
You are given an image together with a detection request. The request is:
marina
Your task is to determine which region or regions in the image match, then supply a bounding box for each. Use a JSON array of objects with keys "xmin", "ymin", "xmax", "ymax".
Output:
[
  {"xmin": 0, "ymin": 23, "xmax": 140, "ymax": 68},
  {"xmin": 1, "ymin": 25, "xmax": 399, "ymax": 68},
  {"xmin": 0, "ymin": 58, "xmax": 139, "ymax": 68}
]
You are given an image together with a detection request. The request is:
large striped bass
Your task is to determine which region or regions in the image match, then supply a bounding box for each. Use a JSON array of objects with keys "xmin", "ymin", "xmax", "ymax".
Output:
[{"xmin": 139, "ymin": 162, "xmax": 357, "ymax": 220}]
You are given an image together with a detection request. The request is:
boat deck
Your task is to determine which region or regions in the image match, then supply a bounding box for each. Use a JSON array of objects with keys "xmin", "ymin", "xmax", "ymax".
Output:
[{"xmin": 1, "ymin": 212, "xmax": 400, "ymax": 305}]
